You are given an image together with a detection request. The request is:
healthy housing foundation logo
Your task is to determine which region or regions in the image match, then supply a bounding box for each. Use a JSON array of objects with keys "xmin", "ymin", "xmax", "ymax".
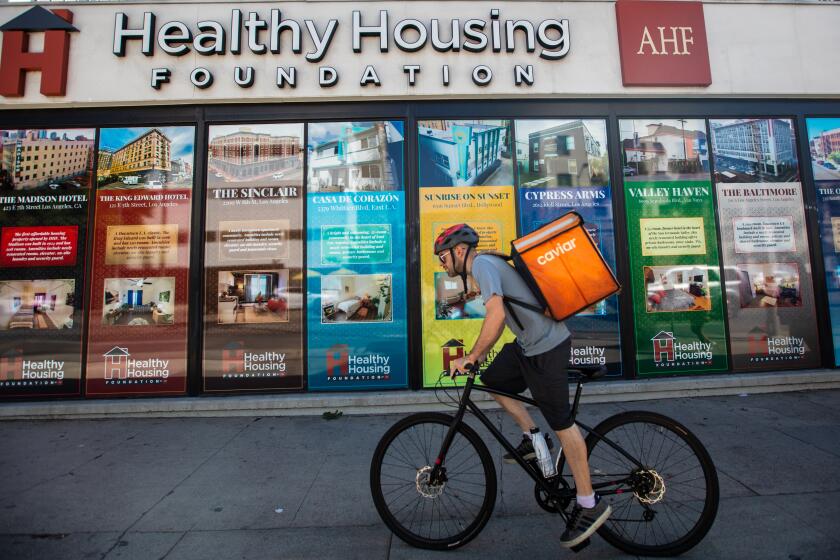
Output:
[
  {"xmin": 651, "ymin": 331, "xmax": 712, "ymax": 368},
  {"xmin": 0, "ymin": 6, "xmax": 78, "ymax": 97},
  {"xmin": 747, "ymin": 327, "xmax": 805, "ymax": 363},
  {"xmin": 103, "ymin": 346, "xmax": 170, "ymax": 385},
  {"xmin": 221, "ymin": 341, "xmax": 287, "ymax": 379},
  {"xmin": 326, "ymin": 344, "xmax": 391, "ymax": 382},
  {"xmin": 1, "ymin": 348, "xmax": 65, "ymax": 386}
]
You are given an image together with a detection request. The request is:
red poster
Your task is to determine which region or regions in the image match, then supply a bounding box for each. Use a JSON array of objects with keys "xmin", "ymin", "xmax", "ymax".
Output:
[{"xmin": 85, "ymin": 126, "xmax": 195, "ymax": 396}]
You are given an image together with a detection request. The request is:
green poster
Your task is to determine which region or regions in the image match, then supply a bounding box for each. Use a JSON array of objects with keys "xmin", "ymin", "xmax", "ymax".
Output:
[{"xmin": 624, "ymin": 180, "xmax": 729, "ymax": 375}]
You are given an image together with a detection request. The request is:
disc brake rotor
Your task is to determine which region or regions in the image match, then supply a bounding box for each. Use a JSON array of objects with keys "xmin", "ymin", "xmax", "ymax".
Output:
[
  {"xmin": 634, "ymin": 469, "xmax": 666, "ymax": 504},
  {"xmin": 415, "ymin": 466, "xmax": 445, "ymax": 499}
]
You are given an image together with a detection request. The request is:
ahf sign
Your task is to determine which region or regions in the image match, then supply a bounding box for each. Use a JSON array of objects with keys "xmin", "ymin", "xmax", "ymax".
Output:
[{"xmin": 615, "ymin": 0, "xmax": 712, "ymax": 87}]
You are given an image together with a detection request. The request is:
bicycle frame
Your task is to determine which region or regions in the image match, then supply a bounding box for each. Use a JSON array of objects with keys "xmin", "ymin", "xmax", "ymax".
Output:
[{"xmin": 429, "ymin": 369, "xmax": 647, "ymax": 506}]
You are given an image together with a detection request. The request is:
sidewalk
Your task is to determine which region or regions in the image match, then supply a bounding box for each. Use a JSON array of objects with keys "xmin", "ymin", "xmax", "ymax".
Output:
[{"xmin": 1, "ymin": 389, "xmax": 839, "ymax": 559}]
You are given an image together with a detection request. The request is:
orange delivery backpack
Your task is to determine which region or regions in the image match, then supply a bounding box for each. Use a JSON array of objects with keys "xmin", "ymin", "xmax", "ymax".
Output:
[{"xmin": 501, "ymin": 211, "xmax": 620, "ymax": 325}]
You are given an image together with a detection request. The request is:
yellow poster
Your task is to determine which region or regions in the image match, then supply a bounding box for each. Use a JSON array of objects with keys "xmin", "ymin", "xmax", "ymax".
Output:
[{"xmin": 420, "ymin": 186, "xmax": 517, "ymax": 387}]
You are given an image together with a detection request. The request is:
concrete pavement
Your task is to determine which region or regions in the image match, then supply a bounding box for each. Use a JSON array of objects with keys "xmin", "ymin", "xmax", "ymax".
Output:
[{"xmin": 1, "ymin": 389, "xmax": 840, "ymax": 559}]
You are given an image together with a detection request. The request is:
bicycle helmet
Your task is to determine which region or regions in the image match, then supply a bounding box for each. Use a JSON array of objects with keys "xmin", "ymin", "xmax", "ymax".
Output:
[{"xmin": 434, "ymin": 224, "xmax": 479, "ymax": 254}]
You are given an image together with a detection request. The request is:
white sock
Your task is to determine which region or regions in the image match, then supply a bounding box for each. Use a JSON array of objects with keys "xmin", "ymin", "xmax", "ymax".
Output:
[{"xmin": 577, "ymin": 493, "xmax": 596, "ymax": 509}]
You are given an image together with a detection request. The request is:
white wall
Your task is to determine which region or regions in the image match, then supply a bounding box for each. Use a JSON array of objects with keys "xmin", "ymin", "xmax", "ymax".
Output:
[{"xmin": 1, "ymin": 1, "xmax": 838, "ymax": 108}]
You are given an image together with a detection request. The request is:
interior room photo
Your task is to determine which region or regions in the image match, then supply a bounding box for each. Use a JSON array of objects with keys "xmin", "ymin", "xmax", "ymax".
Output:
[
  {"xmin": 217, "ymin": 270, "xmax": 289, "ymax": 324},
  {"xmin": 0, "ymin": 279, "xmax": 76, "ymax": 330},
  {"xmin": 644, "ymin": 266, "xmax": 712, "ymax": 313},
  {"xmin": 320, "ymin": 274, "xmax": 392, "ymax": 323},
  {"xmin": 737, "ymin": 263, "xmax": 801, "ymax": 308},
  {"xmin": 434, "ymin": 272, "xmax": 485, "ymax": 320},
  {"xmin": 101, "ymin": 277, "xmax": 176, "ymax": 326}
]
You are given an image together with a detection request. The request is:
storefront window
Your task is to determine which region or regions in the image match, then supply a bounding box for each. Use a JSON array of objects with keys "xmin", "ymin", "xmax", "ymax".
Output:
[
  {"xmin": 619, "ymin": 119, "xmax": 729, "ymax": 376},
  {"xmin": 711, "ymin": 118, "xmax": 819, "ymax": 369},
  {"xmin": 306, "ymin": 121, "xmax": 408, "ymax": 390},
  {"xmin": 514, "ymin": 119, "xmax": 621, "ymax": 374},
  {"xmin": 418, "ymin": 120, "xmax": 517, "ymax": 387},
  {"xmin": 0, "ymin": 128, "xmax": 94, "ymax": 396},
  {"xmin": 806, "ymin": 117, "xmax": 840, "ymax": 365},
  {"xmin": 86, "ymin": 126, "xmax": 195, "ymax": 396},
  {"xmin": 202, "ymin": 123, "xmax": 304, "ymax": 391}
]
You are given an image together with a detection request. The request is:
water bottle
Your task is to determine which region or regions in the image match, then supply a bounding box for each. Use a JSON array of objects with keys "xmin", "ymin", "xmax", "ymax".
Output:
[{"xmin": 530, "ymin": 427, "xmax": 557, "ymax": 477}]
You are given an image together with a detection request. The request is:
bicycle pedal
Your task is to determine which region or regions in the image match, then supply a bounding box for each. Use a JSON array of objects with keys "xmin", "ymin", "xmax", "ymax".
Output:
[{"xmin": 570, "ymin": 538, "xmax": 591, "ymax": 553}]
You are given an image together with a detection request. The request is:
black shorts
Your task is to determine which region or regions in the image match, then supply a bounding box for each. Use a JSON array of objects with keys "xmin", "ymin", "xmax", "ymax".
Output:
[{"xmin": 480, "ymin": 339, "xmax": 573, "ymax": 431}]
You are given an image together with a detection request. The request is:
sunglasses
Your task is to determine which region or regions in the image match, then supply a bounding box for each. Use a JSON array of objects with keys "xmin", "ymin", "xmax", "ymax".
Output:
[{"xmin": 437, "ymin": 252, "xmax": 449, "ymax": 264}]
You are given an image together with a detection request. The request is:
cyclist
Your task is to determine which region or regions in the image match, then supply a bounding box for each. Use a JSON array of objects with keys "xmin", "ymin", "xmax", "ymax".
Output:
[{"xmin": 434, "ymin": 223, "xmax": 611, "ymax": 548}]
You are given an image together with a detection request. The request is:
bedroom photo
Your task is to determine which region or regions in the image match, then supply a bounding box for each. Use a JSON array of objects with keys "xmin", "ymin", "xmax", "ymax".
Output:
[
  {"xmin": 320, "ymin": 274, "xmax": 392, "ymax": 323},
  {"xmin": 0, "ymin": 279, "xmax": 76, "ymax": 330},
  {"xmin": 644, "ymin": 265, "xmax": 712, "ymax": 313},
  {"xmin": 736, "ymin": 263, "xmax": 801, "ymax": 308},
  {"xmin": 217, "ymin": 270, "xmax": 290, "ymax": 324},
  {"xmin": 101, "ymin": 277, "xmax": 176, "ymax": 326},
  {"xmin": 434, "ymin": 272, "xmax": 485, "ymax": 320}
]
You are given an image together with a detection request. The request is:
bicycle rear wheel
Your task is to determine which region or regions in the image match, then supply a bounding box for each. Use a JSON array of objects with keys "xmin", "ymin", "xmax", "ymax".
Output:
[
  {"xmin": 584, "ymin": 411, "xmax": 719, "ymax": 557},
  {"xmin": 370, "ymin": 412, "xmax": 496, "ymax": 550}
]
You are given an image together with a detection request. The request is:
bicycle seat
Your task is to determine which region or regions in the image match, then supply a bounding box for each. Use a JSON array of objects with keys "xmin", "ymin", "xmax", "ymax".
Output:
[{"xmin": 570, "ymin": 365, "xmax": 607, "ymax": 382}]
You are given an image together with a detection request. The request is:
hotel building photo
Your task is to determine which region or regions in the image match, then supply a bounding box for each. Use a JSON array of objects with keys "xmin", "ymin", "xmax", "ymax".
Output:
[{"xmin": 1, "ymin": 0, "xmax": 839, "ymax": 405}]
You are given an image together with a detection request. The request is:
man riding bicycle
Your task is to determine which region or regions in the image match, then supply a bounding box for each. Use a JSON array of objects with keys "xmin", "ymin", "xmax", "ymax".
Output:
[{"xmin": 435, "ymin": 223, "xmax": 612, "ymax": 548}]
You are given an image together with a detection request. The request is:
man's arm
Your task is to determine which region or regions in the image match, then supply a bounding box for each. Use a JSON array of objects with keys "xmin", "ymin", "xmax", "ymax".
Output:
[{"xmin": 467, "ymin": 294, "xmax": 506, "ymax": 363}]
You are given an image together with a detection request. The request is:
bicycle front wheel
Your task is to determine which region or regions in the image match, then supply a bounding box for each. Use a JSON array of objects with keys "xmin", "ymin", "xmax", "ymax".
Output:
[
  {"xmin": 586, "ymin": 411, "xmax": 719, "ymax": 557},
  {"xmin": 370, "ymin": 412, "xmax": 496, "ymax": 550}
]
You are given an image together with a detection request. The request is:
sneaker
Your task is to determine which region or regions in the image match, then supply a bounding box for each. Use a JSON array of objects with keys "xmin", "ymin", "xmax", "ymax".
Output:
[
  {"xmin": 503, "ymin": 434, "xmax": 554, "ymax": 464},
  {"xmin": 560, "ymin": 496, "xmax": 612, "ymax": 548}
]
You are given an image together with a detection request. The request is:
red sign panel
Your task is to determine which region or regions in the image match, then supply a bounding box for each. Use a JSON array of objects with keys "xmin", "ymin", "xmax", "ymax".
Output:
[
  {"xmin": 615, "ymin": 0, "xmax": 712, "ymax": 87},
  {"xmin": 1, "ymin": 225, "xmax": 78, "ymax": 267}
]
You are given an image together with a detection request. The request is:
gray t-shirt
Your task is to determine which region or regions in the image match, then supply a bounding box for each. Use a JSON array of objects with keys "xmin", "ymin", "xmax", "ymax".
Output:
[{"xmin": 471, "ymin": 254, "xmax": 570, "ymax": 356}]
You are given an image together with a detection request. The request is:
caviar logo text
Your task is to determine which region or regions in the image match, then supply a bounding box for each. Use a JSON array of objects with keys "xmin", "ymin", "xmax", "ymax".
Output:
[{"xmin": 536, "ymin": 237, "xmax": 576, "ymax": 265}]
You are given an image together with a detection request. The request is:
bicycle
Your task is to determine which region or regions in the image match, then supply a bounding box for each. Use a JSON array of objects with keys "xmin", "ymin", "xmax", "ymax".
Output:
[{"xmin": 370, "ymin": 364, "xmax": 719, "ymax": 556}]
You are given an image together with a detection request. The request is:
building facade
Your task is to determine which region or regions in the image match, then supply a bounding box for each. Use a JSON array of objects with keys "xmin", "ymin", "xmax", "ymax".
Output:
[{"xmin": 0, "ymin": 0, "xmax": 839, "ymax": 400}]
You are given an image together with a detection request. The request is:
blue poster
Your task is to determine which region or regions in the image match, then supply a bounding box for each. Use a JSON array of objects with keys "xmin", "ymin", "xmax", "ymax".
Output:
[
  {"xmin": 515, "ymin": 119, "xmax": 621, "ymax": 375},
  {"xmin": 305, "ymin": 122, "xmax": 408, "ymax": 390},
  {"xmin": 807, "ymin": 118, "xmax": 840, "ymax": 365}
]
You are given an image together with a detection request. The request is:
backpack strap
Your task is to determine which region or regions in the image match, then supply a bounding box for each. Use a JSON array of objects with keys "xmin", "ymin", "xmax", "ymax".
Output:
[{"xmin": 480, "ymin": 253, "xmax": 548, "ymax": 329}]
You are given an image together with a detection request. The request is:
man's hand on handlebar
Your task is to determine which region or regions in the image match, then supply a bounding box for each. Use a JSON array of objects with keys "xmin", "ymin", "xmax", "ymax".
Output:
[{"xmin": 448, "ymin": 355, "xmax": 476, "ymax": 380}]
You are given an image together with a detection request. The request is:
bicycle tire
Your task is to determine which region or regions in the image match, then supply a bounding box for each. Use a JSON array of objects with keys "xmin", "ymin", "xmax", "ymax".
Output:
[
  {"xmin": 370, "ymin": 412, "xmax": 497, "ymax": 550},
  {"xmin": 584, "ymin": 411, "xmax": 719, "ymax": 557}
]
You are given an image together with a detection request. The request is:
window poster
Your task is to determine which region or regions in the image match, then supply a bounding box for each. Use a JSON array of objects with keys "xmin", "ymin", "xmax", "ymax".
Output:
[
  {"xmin": 710, "ymin": 118, "xmax": 819, "ymax": 370},
  {"xmin": 418, "ymin": 120, "xmax": 513, "ymax": 187},
  {"xmin": 619, "ymin": 119, "xmax": 729, "ymax": 376},
  {"xmin": 419, "ymin": 118, "xmax": 517, "ymax": 387},
  {"xmin": 203, "ymin": 124, "xmax": 304, "ymax": 391},
  {"xmin": 306, "ymin": 121, "xmax": 408, "ymax": 390},
  {"xmin": 0, "ymin": 128, "xmax": 94, "ymax": 396},
  {"xmin": 514, "ymin": 119, "xmax": 621, "ymax": 375},
  {"xmin": 807, "ymin": 118, "xmax": 840, "ymax": 365},
  {"xmin": 86, "ymin": 127, "xmax": 194, "ymax": 396}
]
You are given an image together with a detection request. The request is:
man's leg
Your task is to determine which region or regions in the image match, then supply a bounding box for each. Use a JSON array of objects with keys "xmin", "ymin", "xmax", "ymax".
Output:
[
  {"xmin": 490, "ymin": 392, "xmax": 538, "ymax": 432},
  {"xmin": 555, "ymin": 423, "xmax": 593, "ymax": 496}
]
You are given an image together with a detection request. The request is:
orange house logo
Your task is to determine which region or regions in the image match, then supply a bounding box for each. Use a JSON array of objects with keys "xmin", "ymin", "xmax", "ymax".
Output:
[
  {"xmin": 441, "ymin": 339, "xmax": 465, "ymax": 372},
  {"xmin": 0, "ymin": 6, "xmax": 78, "ymax": 97},
  {"xmin": 326, "ymin": 344, "xmax": 350, "ymax": 377},
  {"xmin": 222, "ymin": 342, "xmax": 245, "ymax": 374},
  {"xmin": 103, "ymin": 347, "xmax": 130, "ymax": 380},
  {"xmin": 651, "ymin": 331, "xmax": 675, "ymax": 362},
  {"xmin": 1, "ymin": 349, "xmax": 24, "ymax": 381},
  {"xmin": 747, "ymin": 327, "xmax": 769, "ymax": 357}
]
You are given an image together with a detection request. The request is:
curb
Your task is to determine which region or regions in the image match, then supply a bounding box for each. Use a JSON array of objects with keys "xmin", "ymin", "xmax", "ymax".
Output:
[{"xmin": 1, "ymin": 369, "xmax": 839, "ymax": 420}]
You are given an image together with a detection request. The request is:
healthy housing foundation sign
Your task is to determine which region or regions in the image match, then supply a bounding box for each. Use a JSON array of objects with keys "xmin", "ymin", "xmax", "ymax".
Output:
[{"xmin": 0, "ymin": 3, "xmax": 574, "ymax": 100}]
